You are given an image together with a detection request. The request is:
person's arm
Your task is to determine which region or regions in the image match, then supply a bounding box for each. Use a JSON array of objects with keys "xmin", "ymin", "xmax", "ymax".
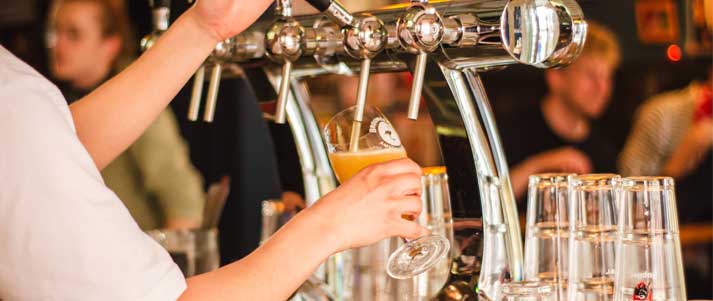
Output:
[
  {"xmin": 661, "ymin": 118, "xmax": 713, "ymax": 179},
  {"xmin": 509, "ymin": 147, "xmax": 592, "ymax": 199},
  {"xmin": 129, "ymin": 109, "xmax": 205, "ymax": 229},
  {"xmin": 180, "ymin": 158, "xmax": 429, "ymax": 301},
  {"xmin": 69, "ymin": 1, "xmax": 272, "ymax": 170}
]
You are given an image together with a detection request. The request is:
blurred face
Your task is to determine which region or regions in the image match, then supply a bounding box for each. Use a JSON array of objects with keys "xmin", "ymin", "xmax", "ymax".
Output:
[
  {"xmin": 49, "ymin": 1, "xmax": 119, "ymax": 86},
  {"xmin": 547, "ymin": 54, "xmax": 616, "ymax": 119}
]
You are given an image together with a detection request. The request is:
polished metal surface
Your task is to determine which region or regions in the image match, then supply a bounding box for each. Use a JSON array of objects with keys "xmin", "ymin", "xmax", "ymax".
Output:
[
  {"xmin": 203, "ymin": 63, "xmax": 222, "ymax": 122},
  {"xmin": 215, "ymin": 0, "xmax": 585, "ymax": 75},
  {"xmin": 266, "ymin": 0, "xmax": 305, "ymax": 124},
  {"xmin": 188, "ymin": 66, "xmax": 205, "ymax": 121},
  {"xmin": 324, "ymin": 1, "xmax": 357, "ymax": 27},
  {"xmin": 397, "ymin": 0, "xmax": 444, "ymax": 119},
  {"xmin": 186, "ymin": 37, "xmax": 238, "ymax": 122},
  {"xmin": 462, "ymin": 71, "xmax": 520, "ymax": 286},
  {"xmin": 501, "ymin": 0, "xmax": 587, "ymax": 67}
]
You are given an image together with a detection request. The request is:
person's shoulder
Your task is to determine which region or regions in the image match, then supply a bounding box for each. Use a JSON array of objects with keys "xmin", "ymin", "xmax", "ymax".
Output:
[
  {"xmin": 637, "ymin": 86, "xmax": 694, "ymax": 118},
  {"xmin": 0, "ymin": 47, "xmax": 75, "ymax": 130}
]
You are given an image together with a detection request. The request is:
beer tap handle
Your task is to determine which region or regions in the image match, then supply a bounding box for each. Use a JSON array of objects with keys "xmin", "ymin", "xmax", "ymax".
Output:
[
  {"xmin": 398, "ymin": 0, "xmax": 442, "ymax": 120},
  {"xmin": 407, "ymin": 51, "xmax": 427, "ymax": 120},
  {"xmin": 203, "ymin": 63, "xmax": 222, "ymax": 122},
  {"xmin": 348, "ymin": 58, "xmax": 371, "ymax": 152},
  {"xmin": 274, "ymin": 60, "xmax": 292, "ymax": 124},
  {"xmin": 354, "ymin": 58, "xmax": 371, "ymax": 122},
  {"xmin": 187, "ymin": 65, "xmax": 205, "ymax": 121}
]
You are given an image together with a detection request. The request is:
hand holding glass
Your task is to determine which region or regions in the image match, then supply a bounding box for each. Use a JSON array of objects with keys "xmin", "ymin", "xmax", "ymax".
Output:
[{"xmin": 323, "ymin": 105, "xmax": 450, "ymax": 279}]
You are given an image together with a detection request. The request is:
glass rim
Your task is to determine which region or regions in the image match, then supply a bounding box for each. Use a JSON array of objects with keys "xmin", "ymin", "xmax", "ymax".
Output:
[
  {"xmin": 569, "ymin": 173, "xmax": 621, "ymax": 188},
  {"xmin": 322, "ymin": 105, "xmax": 397, "ymax": 149},
  {"xmin": 323, "ymin": 104, "xmax": 384, "ymax": 128},
  {"xmin": 423, "ymin": 166, "xmax": 448, "ymax": 184},
  {"xmin": 621, "ymin": 176, "xmax": 675, "ymax": 189},
  {"xmin": 529, "ymin": 172, "xmax": 574, "ymax": 187},
  {"xmin": 422, "ymin": 166, "xmax": 447, "ymax": 175}
]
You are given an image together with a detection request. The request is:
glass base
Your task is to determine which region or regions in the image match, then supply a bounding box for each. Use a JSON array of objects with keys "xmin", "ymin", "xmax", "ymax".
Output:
[{"xmin": 386, "ymin": 234, "xmax": 450, "ymax": 279}]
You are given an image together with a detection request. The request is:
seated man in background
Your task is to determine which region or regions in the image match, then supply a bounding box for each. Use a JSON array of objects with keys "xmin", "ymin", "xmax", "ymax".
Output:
[
  {"xmin": 498, "ymin": 22, "xmax": 621, "ymax": 201},
  {"xmin": 619, "ymin": 67, "xmax": 712, "ymax": 299},
  {"xmin": 48, "ymin": 0, "xmax": 205, "ymax": 229}
]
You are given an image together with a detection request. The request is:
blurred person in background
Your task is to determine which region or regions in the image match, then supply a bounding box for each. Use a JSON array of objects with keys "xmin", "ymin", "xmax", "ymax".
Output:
[
  {"xmin": 619, "ymin": 67, "xmax": 712, "ymax": 299},
  {"xmin": 497, "ymin": 21, "xmax": 621, "ymax": 201},
  {"xmin": 47, "ymin": 0, "xmax": 205, "ymax": 230}
]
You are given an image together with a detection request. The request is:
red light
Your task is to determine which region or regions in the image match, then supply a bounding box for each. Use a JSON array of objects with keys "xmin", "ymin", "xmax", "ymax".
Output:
[{"xmin": 666, "ymin": 44, "xmax": 682, "ymax": 62}]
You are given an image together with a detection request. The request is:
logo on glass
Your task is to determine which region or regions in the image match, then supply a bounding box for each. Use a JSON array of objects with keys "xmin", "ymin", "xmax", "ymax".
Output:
[
  {"xmin": 632, "ymin": 281, "xmax": 651, "ymax": 301},
  {"xmin": 370, "ymin": 117, "xmax": 401, "ymax": 147}
]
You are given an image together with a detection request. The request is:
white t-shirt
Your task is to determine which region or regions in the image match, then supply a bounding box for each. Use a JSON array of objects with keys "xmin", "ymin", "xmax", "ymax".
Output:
[{"xmin": 0, "ymin": 46, "xmax": 186, "ymax": 300}]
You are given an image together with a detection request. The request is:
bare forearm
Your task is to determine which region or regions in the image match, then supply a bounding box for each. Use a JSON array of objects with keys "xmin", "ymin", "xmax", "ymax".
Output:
[
  {"xmin": 180, "ymin": 209, "xmax": 338, "ymax": 301},
  {"xmin": 69, "ymin": 10, "xmax": 217, "ymax": 169},
  {"xmin": 510, "ymin": 160, "xmax": 538, "ymax": 200},
  {"xmin": 662, "ymin": 138, "xmax": 710, "ymax": 179}
]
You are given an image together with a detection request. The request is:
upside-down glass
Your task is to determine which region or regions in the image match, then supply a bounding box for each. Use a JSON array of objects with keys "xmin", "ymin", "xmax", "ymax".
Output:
[
  {"xmin": 323, "ymin": 105, "xmax": 450, "ymax": 279},
  {"xmin": 525, "ymin": 173, "xmax": 573, "ymax": 301},
  {"xmin": 499, "ymin": 281, "xmax": 556, "ymax": 301},
  {"xmin": 613, "ymin": 177, "xmax": 686, "ymax": 301},
  {"xmin": 567, "ymin": 174, "xmax": 621, "ymax": 301}
]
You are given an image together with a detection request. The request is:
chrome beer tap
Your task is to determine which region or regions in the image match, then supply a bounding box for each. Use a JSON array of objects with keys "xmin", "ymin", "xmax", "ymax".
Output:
[
  {"xmin": 344, "ymin": 14, "xmax": 387, "ymax": 116},
  {"xmin": 140, "ymin": 0, "xmax": 170, "ymax": 52},
  {"xmin": 397, "ymin": 0, "xmax": 443, "ymax": 120},
  {"xmin": 302, "ymin": 0, "xmax": 388, "ymax": 126},
  {"xmin": 341, "ymin": 15, "xmax": 388, "ymax": 151},
  {"xmin": 228, "ymin": 0, "xmax": 589, "ymax": 299},
  {"xmin": 187, "ymin": 38, "xmax": 235, "ymax": 122},
  {"xmin": 265, "ymin": 0, "xmax": 304, "ymax": 124}
]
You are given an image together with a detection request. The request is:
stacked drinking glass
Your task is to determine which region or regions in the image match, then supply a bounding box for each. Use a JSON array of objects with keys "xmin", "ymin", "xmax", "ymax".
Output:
[{"xmin": 500, "ymin": 174, "xmax": 687, "ymax": 301}]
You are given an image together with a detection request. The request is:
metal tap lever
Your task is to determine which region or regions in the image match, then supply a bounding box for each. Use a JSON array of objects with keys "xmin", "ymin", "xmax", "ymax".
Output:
[
  {"xmin": 187, "ymin": 38, "xmax": 233, "ymax": 122},
  {"xmin": 343, "ymin": 15, "xmax": 387, "ymax": 122},
  {"xmin": 275, "ymin": 60, "xmax": 292, "ymax": 123},
  {"xmin": 398, "ymin": 0, "xmax": 443, "ymax": 120},
  {"xmin": 408, "ymin": 51, "xmax": 427, "ymax": 119},
  {"xmin": 266, "ymin": 0, "xmax": 303, "ymax": 124},
  {"xmin": 187, "ymin": 65, "xmax": 205, "ymax": 121},
  {"xmin": 203, "ymin": 63, "xmax": 222, "ymax": 122}
]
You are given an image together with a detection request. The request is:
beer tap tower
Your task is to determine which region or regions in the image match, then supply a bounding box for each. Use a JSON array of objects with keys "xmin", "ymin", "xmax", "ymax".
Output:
[{"xmin": 178, "ymin": 0, "xmax": 586, "ymax": 299}]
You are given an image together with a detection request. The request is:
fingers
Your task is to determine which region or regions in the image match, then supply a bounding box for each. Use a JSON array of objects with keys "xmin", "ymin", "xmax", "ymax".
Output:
[
  {"xmin": 369, "ymin": 158, "xmax": 422, "ymax": 178},
  {"xmin": 379, "ymin": 173, "xmax": 422, "ymax": 197},
  {"xmin": 389, "ymin": 195, "xmax": 423, "ymax": 217},
  {"xmin": 392, "ymin": 219, "xmax": 430, "ymax": 240}
]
